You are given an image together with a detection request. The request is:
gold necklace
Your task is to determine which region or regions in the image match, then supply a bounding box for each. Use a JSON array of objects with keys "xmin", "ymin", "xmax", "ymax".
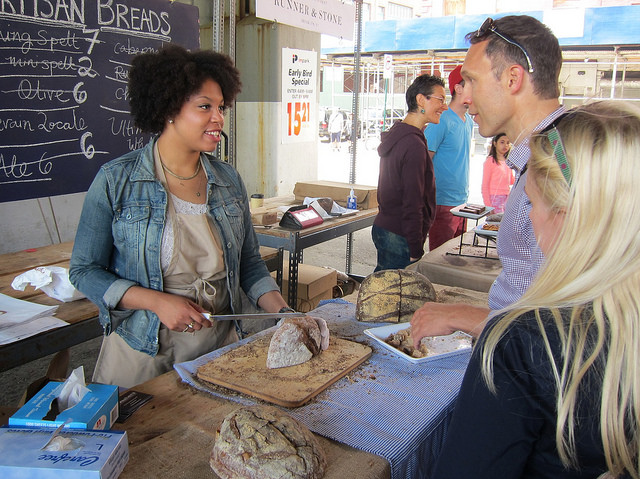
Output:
[
  {"xmin": 196, "ymin": 169, "xmax": 206, "ymax": 198},
  {"xmin": 161, "ymin": 159, "xmax": 201, "ymax": 181}
]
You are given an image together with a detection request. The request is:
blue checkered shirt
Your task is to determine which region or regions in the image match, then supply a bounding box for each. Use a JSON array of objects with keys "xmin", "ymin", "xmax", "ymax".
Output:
[{"xmin": 488, "ymin": 106, "xmax": 566, "ymax": 311}]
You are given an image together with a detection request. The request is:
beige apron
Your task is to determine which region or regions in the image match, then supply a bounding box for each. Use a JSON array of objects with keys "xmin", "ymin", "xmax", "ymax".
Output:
[{"xmin": 93, "ymin": 153, "xmax": 237, "ymax": 388}]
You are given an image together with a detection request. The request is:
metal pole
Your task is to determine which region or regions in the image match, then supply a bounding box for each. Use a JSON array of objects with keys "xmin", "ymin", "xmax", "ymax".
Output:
[
  {"xmin": 228, "ymin": 0, "xmax": 237, "ymax": 168},
  {"xmin": 212, "ymin": 0, "xmax": 223, "ymax": 52},
  {"xmin": 212, "ymin": 0, "xmax": 224, "ymax": 161},
  {"xmin": 346, "ymin": 0, "xmax": 363, "ymax": 274},
  {"xmin": 610, "ymin": 47, "xmax": 618, "ymax": 99}
]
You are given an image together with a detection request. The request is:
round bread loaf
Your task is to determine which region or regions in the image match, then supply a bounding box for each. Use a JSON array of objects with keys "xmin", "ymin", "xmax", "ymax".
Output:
[
  {"xmin": 356, "ymin": 269, "xmax": 436, "ymax": 322},
  {"xmin": 210, "ymin": 405, "xmax": 327, "ymax": 479},
  {"xmin": 266, "ymin": 317, "xmax": 329, "ymax": 369}
]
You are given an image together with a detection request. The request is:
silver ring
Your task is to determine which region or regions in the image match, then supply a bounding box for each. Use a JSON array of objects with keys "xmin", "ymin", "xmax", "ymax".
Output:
[
  {"xmin": 188, "ymin": 321, "xmax": 195, "ymax": 329},
  {"xmin": 182, "ymin": 326, "xmax": 190, "ymax": 333}
]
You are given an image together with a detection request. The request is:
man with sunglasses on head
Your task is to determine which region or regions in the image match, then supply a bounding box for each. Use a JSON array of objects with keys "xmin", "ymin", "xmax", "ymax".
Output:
[
  {"xmin": 411, "ymin": 15, "xmax": 565, "ymax": 342},
  {"xmin": 424, "ymin": 64, "xmax": 474, "ymax": 252}
]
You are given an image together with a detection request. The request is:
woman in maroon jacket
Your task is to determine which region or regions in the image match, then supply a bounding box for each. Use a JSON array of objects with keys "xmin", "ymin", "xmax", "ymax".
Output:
[{"xmin": 372, "ymin": 74, "xmax": 449, "ymax": 270}]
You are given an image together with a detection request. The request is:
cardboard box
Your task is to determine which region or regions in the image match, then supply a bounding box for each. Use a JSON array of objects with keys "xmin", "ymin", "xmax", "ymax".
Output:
[
  {"xmin": 293, "ymin": 181, "xmax": 378, "ymax": 210},
  {"xmin": 251, "ymin": 210, "xmax": 278, "ymax": 225},
  {"xmin": 9, "ymin": 382, "xmax": 119, "ymax": 430},
  {"xmin": 0, "ymin": 427, "xmax": 128, "ymax": 479},
  {"xmin": 294, "ymin": 289, "xmax": 334, "ymax": 313},
  {"xmin": 272, "ymin": 264, "xmax": 337, "ymax": 312}
]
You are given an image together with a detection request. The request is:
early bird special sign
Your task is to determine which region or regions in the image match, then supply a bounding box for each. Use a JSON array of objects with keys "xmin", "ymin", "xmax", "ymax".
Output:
[{"xmin": 282, "ymin": 48, "xmax": 317, "ymax": 144}]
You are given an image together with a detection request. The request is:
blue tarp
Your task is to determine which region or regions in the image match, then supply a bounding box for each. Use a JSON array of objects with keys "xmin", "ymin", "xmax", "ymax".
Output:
[{"xmin": 324, "ymin": 6, "xmax": 640, "ymax": 55}]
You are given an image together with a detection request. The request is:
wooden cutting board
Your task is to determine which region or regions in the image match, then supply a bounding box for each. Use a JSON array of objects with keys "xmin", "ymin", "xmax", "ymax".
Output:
[{"xmin": 197, "ymin": 334, "xmax": 372, "ymax": 408}]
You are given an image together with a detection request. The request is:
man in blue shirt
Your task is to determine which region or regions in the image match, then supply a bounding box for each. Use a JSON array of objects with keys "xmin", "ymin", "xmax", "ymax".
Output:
[{"xmin": 424, "ymin": 65, "xmax": 474, "ymax": 251}]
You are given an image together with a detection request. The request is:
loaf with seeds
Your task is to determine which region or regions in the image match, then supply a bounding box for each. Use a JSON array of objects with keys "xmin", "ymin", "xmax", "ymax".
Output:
[{"xmin": 356, "ymin": 269, "xmax": 436, "ymax": 322}]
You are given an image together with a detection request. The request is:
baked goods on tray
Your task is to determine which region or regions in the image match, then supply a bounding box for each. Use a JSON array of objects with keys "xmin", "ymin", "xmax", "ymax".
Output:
[
  {"xmin": 459, "ymin": 204, "xmax": 486, "ymax": 214},
  {"xmin": 383, "ymin": 326, "xmax": 472, "ymax": 359},
  {"xmin": 210, "ymin": 405, "xmax": 327, "ymax": 479},
  {"xmin": 384, "ymin": 327, "xmax": 426, "ymax": 358},
  {"xmin": 482, "ymin": 223, "xmax": 499, "ymax": 231}
]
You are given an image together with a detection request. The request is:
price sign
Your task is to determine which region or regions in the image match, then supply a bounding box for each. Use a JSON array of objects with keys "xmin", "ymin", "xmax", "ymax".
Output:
[
  {"xmin": 282, "ymin": 48, "xmax": 317, "ymax": 144},
  {"xmin": 286, "ymin": 102, "xmax": 311, "ymax": 137}
]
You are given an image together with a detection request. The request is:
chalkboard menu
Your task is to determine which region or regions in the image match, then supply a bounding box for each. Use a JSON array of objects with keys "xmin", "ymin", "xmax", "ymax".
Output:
[{"xmin": 0, "ymin": 0, "xmax": 199, "ymax": 203}]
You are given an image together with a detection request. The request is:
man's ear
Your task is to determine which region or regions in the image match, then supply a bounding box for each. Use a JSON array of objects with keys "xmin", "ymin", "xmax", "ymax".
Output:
[{"xmin": 505, "ymin": 64, "xmax": 526, "ymax": 93}]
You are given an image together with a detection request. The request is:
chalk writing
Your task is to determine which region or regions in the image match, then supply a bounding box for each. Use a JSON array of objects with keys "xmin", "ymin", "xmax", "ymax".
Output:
[{"xmin": 0, "ymin": 0, "xmax": 199, "ymax": 202}]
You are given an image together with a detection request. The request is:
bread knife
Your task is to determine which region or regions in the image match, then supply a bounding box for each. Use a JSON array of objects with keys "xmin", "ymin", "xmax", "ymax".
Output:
[{"xmin": 202, "ymin": 312, "xmax": 306, "ymax": 322}]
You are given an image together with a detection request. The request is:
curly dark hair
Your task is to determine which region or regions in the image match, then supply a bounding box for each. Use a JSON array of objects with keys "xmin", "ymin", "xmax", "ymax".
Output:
[
  {"xmin": 405, "ymin": 74, "xmax": 445, "ymax": 112},
  {"xmin": 128, "ymin": 44, "xmax": 242, "ymax": 133}
]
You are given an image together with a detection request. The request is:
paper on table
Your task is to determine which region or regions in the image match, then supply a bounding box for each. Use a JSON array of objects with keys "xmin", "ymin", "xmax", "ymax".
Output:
[
  {"xmin": 0, "ymin": 292, "xmax": 66, "ymax": 345},
  {"xmin": 0, "ymin": 316, "xmax": 67, "ymax": 345},
  {"xmin": 0, "ymin": 292, "xmax": 58, "ymax": 327},
  {"xmin": 303, "ymin": 197, "xmax": 356, "ymax": 218}
]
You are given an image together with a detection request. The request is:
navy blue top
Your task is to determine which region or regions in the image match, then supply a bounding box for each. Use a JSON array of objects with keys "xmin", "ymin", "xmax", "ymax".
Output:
[{"xmin": 432, "ymin": 308, "xmax": 631, "ymax": 478}]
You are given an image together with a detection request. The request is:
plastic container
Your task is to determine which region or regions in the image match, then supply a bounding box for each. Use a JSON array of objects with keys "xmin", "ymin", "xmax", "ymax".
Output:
[{"xmin": 347, "ymin": 188, "xmax": 357, "ymax": 210}]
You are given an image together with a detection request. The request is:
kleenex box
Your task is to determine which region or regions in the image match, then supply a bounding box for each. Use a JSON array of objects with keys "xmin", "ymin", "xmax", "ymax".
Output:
[
  {"xmin": 9, "ymin": 382, "xmax": 119, "ymax": 430},
  {"xmin": 0, "ymin": 427, "xmax": 128, "ymax": 478}
]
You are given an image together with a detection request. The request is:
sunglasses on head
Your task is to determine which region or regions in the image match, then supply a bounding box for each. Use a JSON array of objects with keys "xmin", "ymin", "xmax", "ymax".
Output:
[
  {"xmin": 539, "ymin": 112, "xmax": 573, "ymax": 184},
  {"xmin": 476, "ymin": 17, "xmax": 534, "ymax": 74}
]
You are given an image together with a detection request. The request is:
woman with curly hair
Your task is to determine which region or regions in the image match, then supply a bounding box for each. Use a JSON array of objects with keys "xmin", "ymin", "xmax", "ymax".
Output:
[
  {"xmin": 70, "ymin": 45, "xmax": 289, "ymax": 387},
  {"xmin": 433, "ymin": 101, "xmax": 640, "ymax": 478}
]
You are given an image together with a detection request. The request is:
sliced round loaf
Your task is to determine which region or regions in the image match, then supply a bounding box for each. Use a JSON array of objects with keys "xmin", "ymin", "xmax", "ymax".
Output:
[
  {"xmin": 356, "ymin": 269, "xmax": 436, "ymax": 322},
  {"xmin": 266, "ymin": 317, "xmax": 324, "ymax": 369},
  {"xmin": 210, "ymin": 405, "xmax": 327, "ymax": 479}
]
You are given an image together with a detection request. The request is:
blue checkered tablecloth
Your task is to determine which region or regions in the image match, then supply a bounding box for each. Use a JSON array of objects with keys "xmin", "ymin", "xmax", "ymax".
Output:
[{"xmin": 174, "ymin": 300, "xmax": 470, "ymax": 479}]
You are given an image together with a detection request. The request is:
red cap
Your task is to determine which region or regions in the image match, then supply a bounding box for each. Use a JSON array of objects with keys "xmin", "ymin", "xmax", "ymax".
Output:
[{"xmin": 448, "ymin": 65, "xmax": 463, "ymax": 96}]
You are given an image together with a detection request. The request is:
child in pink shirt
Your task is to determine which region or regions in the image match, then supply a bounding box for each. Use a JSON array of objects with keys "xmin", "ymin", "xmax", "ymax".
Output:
[{"xmin": 482, "ymin": 133, "xmax": 514, "ymax": 214}]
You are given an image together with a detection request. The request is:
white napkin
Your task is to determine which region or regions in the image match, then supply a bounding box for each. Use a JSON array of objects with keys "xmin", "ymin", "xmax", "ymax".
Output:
[
  {"xmin": 12, "ymin": 266, "xmax": 85, "ymax": 302},
  {"xmin": 56, "ymin": 366, "xmax": 90, "ymax": 412}
]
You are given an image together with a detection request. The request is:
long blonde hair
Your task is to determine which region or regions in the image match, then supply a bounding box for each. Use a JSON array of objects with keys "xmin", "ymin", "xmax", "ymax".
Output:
[{"xmin": 481, "ymin": 100, "xmax": 640, "ymax": 477}]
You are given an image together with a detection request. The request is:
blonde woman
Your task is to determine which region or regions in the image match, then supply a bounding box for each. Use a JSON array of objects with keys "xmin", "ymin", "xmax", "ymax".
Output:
[{"xmin": 432, "ymin": 101, "xmax": 639, "ymax": 478}]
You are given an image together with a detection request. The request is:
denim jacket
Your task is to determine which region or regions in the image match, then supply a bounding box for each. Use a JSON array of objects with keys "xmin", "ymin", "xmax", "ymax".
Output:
[{"xmin": 69, "ymin": 138, "xmax": 278, "ymax": 356}]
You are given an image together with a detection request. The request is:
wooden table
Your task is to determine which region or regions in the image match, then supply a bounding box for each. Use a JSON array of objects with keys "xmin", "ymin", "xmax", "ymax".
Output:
[
  {"xmin": 0, "ymin": 371, "xmax": 390, "ymax": 478},
  {"xmin": 252, "ymin": 195, "xmax": 377, "ymax": 307},
  {"xmin": 0, "ymin": 242, "xmax": 281, "ymax": 373},
  {"xmin": 0, "ymin": 293, "xmax": 483, "ymax": 478},
  {"xmin": 409, "ymin": 233, "xmax": 501, "ymax": 293},
  {"xmin": 0, "ymin": 242, "xmax": 100, "ymax": 373},
  {"xmin": 110, "ymin": 371, "xmax": 391, "ymax": 479}
]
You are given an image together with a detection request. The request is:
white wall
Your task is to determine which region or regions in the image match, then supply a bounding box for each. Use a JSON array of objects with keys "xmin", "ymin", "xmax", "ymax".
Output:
[{"xmin": 0, "ymin": 194, "xmax": 86, "ymax": 255}]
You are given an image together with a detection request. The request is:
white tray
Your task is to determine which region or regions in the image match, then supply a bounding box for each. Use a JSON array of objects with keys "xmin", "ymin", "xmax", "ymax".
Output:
[
  {"xmin": 473, "ymin": 222, "xmax": 500, "ymax": 238},
  {"xmin": 363, "ymin": 323, "xmax": 472, "ymax": 364}
]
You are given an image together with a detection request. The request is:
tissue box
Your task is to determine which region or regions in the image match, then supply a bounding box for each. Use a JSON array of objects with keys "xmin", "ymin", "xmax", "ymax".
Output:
[
  {"xmin": 0, "ymin": 427, "xmax": 128, "ymax": 478},
  {"xmin": 9, "ymin": 382, "xmax": 119, "ymax": 430},
  {"xmin": 293, "ymin": 181, "xmax": 378, "ymax": 209}
]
